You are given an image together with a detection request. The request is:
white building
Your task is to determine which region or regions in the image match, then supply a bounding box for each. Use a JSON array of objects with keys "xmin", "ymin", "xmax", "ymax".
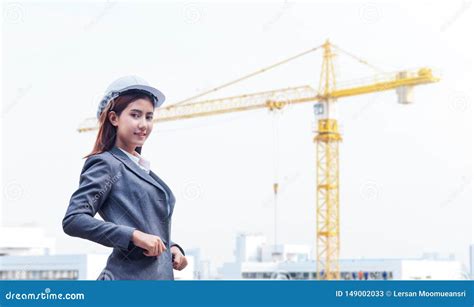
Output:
[
  {"xmin": 233, "ymin": 233, "xmax": 311, "ymax": 263},
  {"xmin": 0, "ymin": 226, "xmax": 56, "ymax": 256},
  {"xmin": 0, "ymin": 226, "xmax": 197, "ymax": 280},
  {"xmin": 183, "ymin": 247, "xmax": 212, "ymax": 280},
  {"xmin": 0, "ymin": 253, "xmax": 196, "ymax": 280},
  {"xmin": 218, "ymin": 233, "xmax": 465, "ymax": 280},
  {"xmin": 0, "ymin": 254, "xmax": 106, "ymax": 280}
]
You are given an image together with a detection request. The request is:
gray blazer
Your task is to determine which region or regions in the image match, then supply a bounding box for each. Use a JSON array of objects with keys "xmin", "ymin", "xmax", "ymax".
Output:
[{"xmin": 62, "ymin": 146, "xmax": 184, "ymax": 280}]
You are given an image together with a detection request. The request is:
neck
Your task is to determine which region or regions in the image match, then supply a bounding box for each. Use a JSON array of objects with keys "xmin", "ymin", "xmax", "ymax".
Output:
[{"xmin": 115, "ymin": 139, "xmax": 136, "ymax": 155}]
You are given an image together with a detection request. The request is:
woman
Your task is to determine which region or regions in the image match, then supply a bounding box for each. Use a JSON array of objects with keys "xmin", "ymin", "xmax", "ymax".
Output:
[{"xmin": 62, "ymin": 75, "xmax": 188, "ymax": 280}]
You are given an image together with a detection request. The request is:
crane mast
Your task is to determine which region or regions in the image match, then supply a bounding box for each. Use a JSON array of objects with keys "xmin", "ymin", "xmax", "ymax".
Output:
[{"xmin": 314, "ymin": 40, "xmax": 341, "ymax": 280}]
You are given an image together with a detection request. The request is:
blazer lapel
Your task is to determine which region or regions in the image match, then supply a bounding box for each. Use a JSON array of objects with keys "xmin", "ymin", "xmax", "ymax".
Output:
[
  {"xmin": 149, "ymin": 171, "xmax": 175, "ymax": 204},
  {"xmin": 109, "ymin": 146, "xmax": 163, "ymax": 191}
]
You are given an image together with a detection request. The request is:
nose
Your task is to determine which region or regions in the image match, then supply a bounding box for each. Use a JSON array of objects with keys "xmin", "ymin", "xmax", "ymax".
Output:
[{"xmin": 137, "ymin": 117, "xmax": 147, "ymax": 130}]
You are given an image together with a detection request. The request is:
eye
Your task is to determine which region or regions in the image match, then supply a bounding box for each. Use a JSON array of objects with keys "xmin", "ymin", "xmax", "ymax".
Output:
[
  {"xmin": 146, "ymin": 115, "xmax": 153, "ymax": 121},
  {"xmin": 131, "ymin": 113, "xmax": 140, "ymax": 119}
]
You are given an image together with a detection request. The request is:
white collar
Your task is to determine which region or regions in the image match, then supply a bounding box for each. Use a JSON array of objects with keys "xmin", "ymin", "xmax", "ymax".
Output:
[{"xmin": 119, "ymin": 147, "xmax": 151, "ymax": 173}]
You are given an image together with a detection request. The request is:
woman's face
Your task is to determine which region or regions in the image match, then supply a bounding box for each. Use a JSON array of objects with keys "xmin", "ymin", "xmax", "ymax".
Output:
[{"xmin": 110, "ymin": 98, "xmax": 154, "ymax": 150}]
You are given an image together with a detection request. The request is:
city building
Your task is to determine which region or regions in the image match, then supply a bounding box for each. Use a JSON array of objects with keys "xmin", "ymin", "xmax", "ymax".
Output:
[
  {"xmin": 0, "ymin": 226, "xmax": 197, "ymax": 280},
  {"xmin": 0, "ymin": 226, "xmax": 56, "ymax": 256},
  {"xmin": 218, "ymin": 233, "xmax": 465, "ymax": 280},
  {"xmin": 0, "ymin": 253, "xmax": 196, "ymax": 280}
]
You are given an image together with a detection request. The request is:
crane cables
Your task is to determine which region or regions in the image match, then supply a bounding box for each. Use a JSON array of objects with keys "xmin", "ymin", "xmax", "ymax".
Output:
[
  {"xmin": 272, "ymin": 111, "xmax": 281, "ymax": 248},
  {"xmin": 170, "ymin": 44, "xmax": 323, "ymax": 106},
  {"xmin": 332, "ymin": 44, "xmax": 385, "ymax": 74}
]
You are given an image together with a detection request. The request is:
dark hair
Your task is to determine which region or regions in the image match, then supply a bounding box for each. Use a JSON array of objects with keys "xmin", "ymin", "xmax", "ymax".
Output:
[{"xmin": 84, "ymin": 92, "xmax": 154, "ymax": 158}]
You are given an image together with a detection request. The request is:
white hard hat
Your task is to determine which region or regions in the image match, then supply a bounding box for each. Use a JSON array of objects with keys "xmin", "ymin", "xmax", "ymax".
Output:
[{"xmin": 97, "ymin": 75, "xmax": 166, "ymax": 119}]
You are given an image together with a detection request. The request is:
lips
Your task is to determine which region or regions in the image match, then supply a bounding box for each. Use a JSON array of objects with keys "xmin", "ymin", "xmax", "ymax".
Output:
[{"xmin": 134, "ymin": 132, "xmax": 146, "ymax": 137}]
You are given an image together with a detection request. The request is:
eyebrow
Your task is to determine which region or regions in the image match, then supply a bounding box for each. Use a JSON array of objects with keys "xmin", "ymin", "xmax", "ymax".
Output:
[{"xmin": 130, "ymin": 109, "xmax": 154, "ymax": 115}]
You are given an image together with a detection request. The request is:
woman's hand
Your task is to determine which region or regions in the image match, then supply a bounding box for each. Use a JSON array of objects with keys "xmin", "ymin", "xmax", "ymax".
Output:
[
  {"xmin": 171, "ymin": 246, "xmax": 188, "ymax": 270},
  {"xmin": 132, "ymin": 230, "xmax": 167, "ymax": 257}
]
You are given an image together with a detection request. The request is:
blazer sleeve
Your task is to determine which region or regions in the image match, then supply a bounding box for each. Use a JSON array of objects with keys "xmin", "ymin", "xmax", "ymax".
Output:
[
  {"xmin": 170, "ymin": 241, "xmax": 185, "ymax": 256},
  {"xmin": 62, "ymin": 155, "xmax": 135, "ymax": 250}
]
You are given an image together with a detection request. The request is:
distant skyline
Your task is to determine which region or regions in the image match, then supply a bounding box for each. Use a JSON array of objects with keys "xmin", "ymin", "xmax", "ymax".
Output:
[{"xmin": 1, "ymin": 1, "xmax": 472, "ymax": 274}]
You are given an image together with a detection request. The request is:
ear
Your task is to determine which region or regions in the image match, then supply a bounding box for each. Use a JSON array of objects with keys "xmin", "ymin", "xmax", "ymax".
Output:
[{"xmin": 108, "ymin": 111, "xmax": 119, "ymax": 127}]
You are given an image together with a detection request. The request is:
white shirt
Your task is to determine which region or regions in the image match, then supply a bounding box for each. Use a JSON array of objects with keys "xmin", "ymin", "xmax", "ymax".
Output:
[{"xmin": 119, "ymin": 148, "xmax": 151, "ymax": 174}]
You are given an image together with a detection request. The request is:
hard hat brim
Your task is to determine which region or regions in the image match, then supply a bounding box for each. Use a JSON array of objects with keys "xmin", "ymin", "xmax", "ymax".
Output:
[
  {"xmin": 97, "ymin": 84, "xmax": 166, "ymax": 119},
  {"xmin": 119, "ymin": 84, "xmax": 166, "ymax": 108}
]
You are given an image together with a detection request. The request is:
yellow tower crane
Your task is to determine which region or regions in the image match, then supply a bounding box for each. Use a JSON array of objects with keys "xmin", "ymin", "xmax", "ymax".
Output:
[{"xmin": 78, "ymin": 40, "xmax": 439, "ymax": 280}]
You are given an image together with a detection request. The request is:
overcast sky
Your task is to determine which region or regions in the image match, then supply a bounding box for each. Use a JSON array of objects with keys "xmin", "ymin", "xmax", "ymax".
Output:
[{"xmin": 1, "ymin": 0, "xmax": 472, "ymax": 274}]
